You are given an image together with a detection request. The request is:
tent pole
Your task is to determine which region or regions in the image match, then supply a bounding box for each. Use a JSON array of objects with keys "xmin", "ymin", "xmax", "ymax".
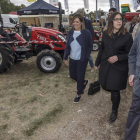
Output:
[
  {"xmin": 43, "ymin": 14, "xmax": 44, "ymax": 27},
  {"xmin": 39, "ymin": 13, "xmax": 42, "ymax": 27}
]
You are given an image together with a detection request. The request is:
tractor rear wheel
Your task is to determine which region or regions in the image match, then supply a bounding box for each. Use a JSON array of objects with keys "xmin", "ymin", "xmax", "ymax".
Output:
[
  {"xmin": 0, "ymin": 44, "xmax": 14, "ymax": 73},
  {"xmin": 36, "ymin": 50, "xmax": 62, "ymax": 73}
]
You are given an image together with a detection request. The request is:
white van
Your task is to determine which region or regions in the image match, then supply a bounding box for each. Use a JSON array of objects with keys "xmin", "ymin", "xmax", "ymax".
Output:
[{"xmin": 1, "ymin": 14, "xmax": 19, "ymax": 28}]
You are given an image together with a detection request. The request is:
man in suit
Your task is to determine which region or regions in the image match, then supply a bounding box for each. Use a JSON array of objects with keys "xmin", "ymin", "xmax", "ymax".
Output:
[
  {"xmin": 125, "ymin": 30, "xmax": 140, "ymax": 140},
  {"xmin": 77, "ymin": 9, "xmax": 95, "ymax": 72}
]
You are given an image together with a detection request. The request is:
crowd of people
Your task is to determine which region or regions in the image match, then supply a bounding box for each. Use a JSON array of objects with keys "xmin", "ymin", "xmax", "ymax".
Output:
[{"xmin": 63, "ymin": 7, "xmax": 140, "ymax": 140}]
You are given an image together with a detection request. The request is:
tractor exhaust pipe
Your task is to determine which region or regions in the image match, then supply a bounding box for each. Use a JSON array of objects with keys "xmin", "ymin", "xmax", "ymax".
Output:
[{"xmin": 0, "ymin": 12, "xmax": 3, "ymax": 35}]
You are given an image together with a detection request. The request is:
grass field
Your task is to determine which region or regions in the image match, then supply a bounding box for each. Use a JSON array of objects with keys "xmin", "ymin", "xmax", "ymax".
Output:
[{"xmin": 0, "ymin": 51, "xmax": 140, "ymax": 140}]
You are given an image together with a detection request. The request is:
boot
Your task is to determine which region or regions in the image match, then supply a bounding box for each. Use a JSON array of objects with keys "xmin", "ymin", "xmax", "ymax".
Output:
[
  {"xmin": 110, "ymin": 90, "xmax": 120, "ymax": 122},
  {"xmin": 110, "ymin": 110, "xmax": 118, "ymax": 122}
]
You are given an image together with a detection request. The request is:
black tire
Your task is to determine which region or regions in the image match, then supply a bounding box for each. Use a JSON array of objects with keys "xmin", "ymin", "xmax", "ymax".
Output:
[
  {"xmin": 0, "ymin": 44, "xmax": 14, "ymax": 73},
  {"xmin": 93, "ymin": 42, "xmax": 100, "ymax": 51},
  {"xmin": 36, "ymin": 50, "xmax": 62, "ymax": 73}
]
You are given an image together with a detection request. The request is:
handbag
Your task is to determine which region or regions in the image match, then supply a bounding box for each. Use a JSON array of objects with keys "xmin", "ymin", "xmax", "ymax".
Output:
[{"xmin": 88, "ymin": 70, "xmax": 100, "ymax": 95}]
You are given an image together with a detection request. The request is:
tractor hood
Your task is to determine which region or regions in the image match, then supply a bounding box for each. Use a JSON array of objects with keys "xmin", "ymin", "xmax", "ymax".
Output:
[
  {"xmin": 30, "ymin": 26, "xmax": 66, "ymax": 46},
  {"xmin": 31, "ymin": 27, "xmax": 63, "ymax": 35}
]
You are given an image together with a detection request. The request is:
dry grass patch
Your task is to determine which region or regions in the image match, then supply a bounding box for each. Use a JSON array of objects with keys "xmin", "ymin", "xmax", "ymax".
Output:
[
  {"xmin": 0, "ymin": 56, "xmax": 76, "ymax": 140},
  {"xmin": 22, "ymin": 104, "xmax": 63, "ymax": 136}
]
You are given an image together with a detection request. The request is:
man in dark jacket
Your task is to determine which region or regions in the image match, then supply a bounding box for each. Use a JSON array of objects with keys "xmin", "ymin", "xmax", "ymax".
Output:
[
  {"xmin": 77, "ymin": 9, "xmax": 95, "ymax": 72},
  {"xmin": 104, "ymin": 7, "xmax": 117, "ymax": 31}
]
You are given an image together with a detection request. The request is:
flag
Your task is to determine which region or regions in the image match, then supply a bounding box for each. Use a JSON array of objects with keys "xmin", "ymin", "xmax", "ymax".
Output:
[
  {"xmin": 83, "ymin": 0, "xmax": 89, "ymax": 9},
  {"xmin": 27, "ymin": 0, "xmax": 36, "ymax": 2},
  {"xmin": 49, "ymin": 0, "xmax": 58, "ymax": 6},
  {"xmin": 109, "ymin": 0, "xmax": 120, "ymax": 12},
  {"xmin": 132, "ymin": 0, "xmax": 140, "ymax": 10},
  {"xmin": 64, "ymin": 0, "xmax": 69, "ymax": 9}
]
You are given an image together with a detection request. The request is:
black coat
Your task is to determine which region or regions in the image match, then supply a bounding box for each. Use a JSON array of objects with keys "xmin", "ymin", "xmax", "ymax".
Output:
[{"xmin": 95, "ymin": 31, "xmax": 133, "ymax": 90}]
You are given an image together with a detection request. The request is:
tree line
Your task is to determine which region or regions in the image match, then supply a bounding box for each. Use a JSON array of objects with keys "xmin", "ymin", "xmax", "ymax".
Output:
[{"xmin": 0, "ymin": 0, "xmax": 26, "ymax": 14}]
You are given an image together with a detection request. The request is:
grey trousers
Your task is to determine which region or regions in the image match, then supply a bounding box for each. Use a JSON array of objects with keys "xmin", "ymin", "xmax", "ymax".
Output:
[{"xmin": 125, "ymin": 93, "xmax": 140, "ymax": 140}]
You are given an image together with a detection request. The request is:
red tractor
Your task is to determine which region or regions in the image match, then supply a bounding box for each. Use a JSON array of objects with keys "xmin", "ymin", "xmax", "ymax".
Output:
[
  {"xmin": 93, "ymin": 30, "xmax": 100, "ymax": 51},
  {"xmin": 0, "ymin": 14, "xmax": 66, "ymax": 73}
]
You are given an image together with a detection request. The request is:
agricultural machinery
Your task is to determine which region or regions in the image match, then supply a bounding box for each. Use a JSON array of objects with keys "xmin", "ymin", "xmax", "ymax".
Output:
[
  {"xmin": 0, "ymin": 13, "xmax": 66, "ymax": 73},
  {"xmin": 0, "ymin": 11, "xmax": 100, "ymax": 74},
  {"xmin": 93, "ymin": 30, "xmax": 101, "ymax": 51}
]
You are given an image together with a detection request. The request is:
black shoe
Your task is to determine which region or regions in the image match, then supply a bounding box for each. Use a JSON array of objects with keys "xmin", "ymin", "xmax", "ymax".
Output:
[
  {"xmin": 84, "ymin": 80, "xmax": 89, "ymax": 89},
  {"xmin": 110, "ymin": 110, "xmax": 118, "ymax": 122},
  {"xmin": 74, "ymin": 95, "xmax": 81, "ymax": 103}
]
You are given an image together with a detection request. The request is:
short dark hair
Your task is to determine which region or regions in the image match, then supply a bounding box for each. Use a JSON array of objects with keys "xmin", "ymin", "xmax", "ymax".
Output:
[
  {"xmin": 132, "ymin": 15, "xmax": 138, "ymax": 19},
  {"xmin": 106, "ymin": 12, "xmax": 126, "ymax": 37},
  {"xmin": 109, "ymin": 7, "xmax": 117, "ymax": 12}
]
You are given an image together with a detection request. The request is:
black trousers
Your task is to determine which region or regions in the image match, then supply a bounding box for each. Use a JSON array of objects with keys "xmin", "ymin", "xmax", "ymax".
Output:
[
  {"xmin": 111, "ymin": 90, "xmax": 120, "ymax": 111},
  {"xmin": 125, "ymin": 94, "xmax": 140, "ymax": 140},
  {"xmin": 69, "ymin": 58, "xmax": 88, "ymax": 95}
]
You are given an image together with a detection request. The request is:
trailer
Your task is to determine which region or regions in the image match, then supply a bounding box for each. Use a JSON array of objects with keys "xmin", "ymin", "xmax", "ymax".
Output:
[{"xmin": 124, "ymin": 12, "xmax": 140, "ymax": 22}]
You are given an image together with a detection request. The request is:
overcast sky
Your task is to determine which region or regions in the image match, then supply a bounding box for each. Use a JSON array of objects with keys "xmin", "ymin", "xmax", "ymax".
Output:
[{"xmin": 10, "ymin": 0, "xmax": 137, "ymax": 13}]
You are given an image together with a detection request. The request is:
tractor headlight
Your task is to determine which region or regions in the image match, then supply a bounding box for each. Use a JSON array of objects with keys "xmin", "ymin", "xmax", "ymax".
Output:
[{"xmin": 57, "ymin": 34, "xmax": 66, "ymax": 42}]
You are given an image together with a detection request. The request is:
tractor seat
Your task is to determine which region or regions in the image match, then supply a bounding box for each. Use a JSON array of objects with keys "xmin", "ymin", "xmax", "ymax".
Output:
[{"xmin": 8, "ymin": 33, "xmax": 16, "ymax": 38}]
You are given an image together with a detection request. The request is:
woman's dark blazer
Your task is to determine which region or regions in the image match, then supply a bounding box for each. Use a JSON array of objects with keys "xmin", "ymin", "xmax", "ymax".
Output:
[
  {"xmin": 95, "ymin": 31, "xmax": 133, "ymax": 90},
  {"xmin": 63, "ymin": 29, "xmax": 93, "ymax": 61}
]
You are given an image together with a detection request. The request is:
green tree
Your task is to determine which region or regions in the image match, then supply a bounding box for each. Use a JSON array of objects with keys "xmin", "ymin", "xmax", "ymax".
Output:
[
  {"xmin": 20, "ymin": 4, "xmax": 26, "ymax": 9},
  {"xmin": 0, "ymin": 0, "xmax": 26, "ymax": 14}
]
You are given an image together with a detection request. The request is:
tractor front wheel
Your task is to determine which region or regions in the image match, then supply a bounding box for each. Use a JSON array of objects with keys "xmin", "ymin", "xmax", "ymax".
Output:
[
  {"xmin": 36, "ymin": 50, "xmax": 62, "ymax": 73},
  {"xmin": 0, "ymin": 44, "xmax": 14, "ymax": 73},
  {"xmin": 93, "ymin": 42, "xmax": 100, "ymax": 51}
]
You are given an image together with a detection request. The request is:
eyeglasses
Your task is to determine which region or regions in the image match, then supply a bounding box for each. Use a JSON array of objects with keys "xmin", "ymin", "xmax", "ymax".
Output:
[{"xmin": 113, "ymin": 18, "xmax": 122, "ymax": 21}]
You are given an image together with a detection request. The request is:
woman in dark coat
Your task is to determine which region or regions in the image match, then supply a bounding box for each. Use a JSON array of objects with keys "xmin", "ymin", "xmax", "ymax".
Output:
[
  {"xmin": 63, "ymin": 14, "xmax": 93, "ymax": 103},
  {"xmin": 95, "ymin": 12, "xmax": 133, "ymax": 122}
]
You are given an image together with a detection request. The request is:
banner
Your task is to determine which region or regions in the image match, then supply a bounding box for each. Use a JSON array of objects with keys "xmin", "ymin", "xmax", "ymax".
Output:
[
  {"xmin": 27, "ymin": 0, "xmax": 35, "ymax": 2},
  {"xmin": 83, "ymin": 0, "xmax": 89, "ymax": 9},
  {"xmin": 64, "ymin": 0, "xmax": 69, "ymax": 9},
  {"xmin": 49, "ymin": 0, "xmax": 58, "ymax": 6},
  {"xmin": 132, "ymin": 0, "xmax": 140, "ymax": 10},
  {"xmin": 109, "ymin": 0, "xmax": 120, "ymax": 12}
]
